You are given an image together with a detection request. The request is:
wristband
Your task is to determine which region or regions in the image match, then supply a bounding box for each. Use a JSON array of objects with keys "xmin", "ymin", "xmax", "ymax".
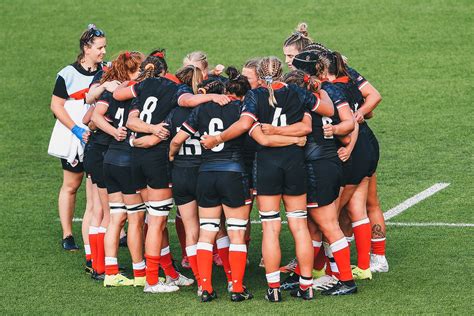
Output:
[{"xmin": 71, "ymin": 125, "xmax": 86, "ymax": 143}]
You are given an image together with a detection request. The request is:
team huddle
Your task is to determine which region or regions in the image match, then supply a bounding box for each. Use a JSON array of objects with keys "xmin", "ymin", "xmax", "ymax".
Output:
[{"xmin": 48, "ymin": 23, "xmax": 388, "ymax": 303}]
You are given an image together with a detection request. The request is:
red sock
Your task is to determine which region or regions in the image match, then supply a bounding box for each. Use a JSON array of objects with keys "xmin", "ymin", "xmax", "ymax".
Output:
[
  {"xmin": 160, "ymin": 246, "xmax": 179, "ymax": 279},
  {"xmin": 371, "ymin": 238, "xmax": 386, "ymax": 255},
  {"xmin": 96, "ymin": 228, "xmax": 106, "ymax": 274},
  {"xmin": 85, "ymin": 245, "xmax": 92, "ymax": 262},
  {"xmin": 216, "ymin": 236, "xmax": 232, "ymax": 282},
  {"xmin": 312, "ymin": 240, "xmax": 323, "ymax": 270},
  {"xmin": 175, "ymin": 215, "xmax": 187, "ymax": 259},
  {"xmin": 294, "ymin": 264, "xmax": 301, "ymax": 276},
  {"xmin": 105, "ymin": 257, "xmax": 119, "ymax": 275},
  {"xmin": 229, "ymin": 244, "xmax": 247, "ymax": 293},
  {"xmin": 145, "ymin": 254, "xmax": 160, "ymax": 285},
  {"xmin": 299, "ymin": 275, "xmax": 313, "ymax": 290},
  {"xmin": 186, "ymin": 244, "xmax": 200, "ymax": 286},
  {"xmin": 352, "ymin": 218, "xmax": 371, "ymax": 269},
  {"xmin": 88, "ymin": 226, "xmax": 98, "ymax": 270},
  {"xmin": 266, "ymin": 271, "xmax": 280, "ymax": 288},
  {"xmin": 133, "ymin": 260, "xmax": 146, "ymax": 277},
  {"xmin": 331, "ymin": 238, "xmax": 353, "ymax": 281},
  {"xmin": 197, "ymin": 242, "xmax": 214, "ymax": 292}
]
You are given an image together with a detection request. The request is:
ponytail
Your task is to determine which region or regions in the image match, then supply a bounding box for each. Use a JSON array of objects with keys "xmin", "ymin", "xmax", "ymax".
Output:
[
  {"xmin": 176, "ymin": 65, "xmax": 204, "ymax": 94},
  {"xmin": 333, "ymin": 52, "xmax": 349, "ymax": 78},
  {"xmin": 257, "ymin": 57, "xmax": 283, "ymax": 108}
]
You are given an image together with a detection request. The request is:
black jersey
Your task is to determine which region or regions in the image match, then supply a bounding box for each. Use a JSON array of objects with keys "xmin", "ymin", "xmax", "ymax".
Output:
[
  {"xmin": 97, "ymin": 91, "xmax": 132, "ymax": 152},
  {"xmin": 165, "ymin": 106, "xmax": 202, "ymax": 167},
  {"xmin": 129, "ymin": 77, "xmax": 179, "ymax": 150},
  {"xmin": 180, "ymin": 100, "xmax": 244, "ymax": 172},
  {"xmin": 345, "ymin": 67, "xmax": 371, "ymax": 131}
]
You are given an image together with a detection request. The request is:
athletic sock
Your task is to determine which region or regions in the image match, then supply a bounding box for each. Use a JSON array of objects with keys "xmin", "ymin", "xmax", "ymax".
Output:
[
  {"xmin": 299, "ymin": 275, "xmax": 313, "ymax": 291},
  {"xmin": 352, "ymin": 218, "xmax": 371, "ymax": 269},
  {"xmin": 105, "ymin": 257, "xmax": 119, "ymax": 275},
  {"xmin": 160, "ymin": 246, "xmax": 179, "ymax": 279},
  {"xmin": 145, "ymin": 254, "xmax": 160, "ymax": 285},
  {"xmin": 324, "ymin": 242, "xmax": 339, "ymax": 278},
  {"xmin": 186, "ymin": 244, "xmax": 200, "ymax": 286},
  {"xmin": 96, "ymin": 227, "xmax": 106, "ymax": 274},
  {"xmin": 84, "ymin": 244, "xmax": 92, "ymax": 262},
  {"xmin": 133, "ymin": 260, "xmax": 146, "ymax": 278},
  {"xmin": 266, "ymin": 270, "xmax": 280, "ymax": 288},
  {"xmin": 330, "ymin": 238, "xmax": 353, "ymax": 282},
  {"xmin": 346, "ymin": 235, "xmax": 354, "ymax": 248},
  {"xmin": 197, "ymin": 242, "xmax": 214, "ymax": 292},
  {"xmin": 371, "ymin": 237, "xmax": 386, "ymax": 255},
  {"xmin": 175, "ymin": 214, "xmax": 187, "ymax": 259},
  {"xmin": 88, "ymin": 226, "xmax": 99, "ymax": 270},
  {"xmin": 229, "ymin": 244, "xmax": 247, "ymax": 293},
  {"xmin": 312, "ymin": 240, "xmax": 323, "ymax": 270},
  {"xmin": 216, "ymin": 236, "xmax": 232, "ymax": 282},
  {"xmin": 293, "ymin": 264, "xmax": 301, "ymax": 276}
]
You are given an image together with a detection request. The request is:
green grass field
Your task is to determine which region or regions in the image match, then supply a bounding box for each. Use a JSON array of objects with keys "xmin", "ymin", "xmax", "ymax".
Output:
[{"xmin": 1, "ymin": 0, "xmax": 473, "ymax": 314}]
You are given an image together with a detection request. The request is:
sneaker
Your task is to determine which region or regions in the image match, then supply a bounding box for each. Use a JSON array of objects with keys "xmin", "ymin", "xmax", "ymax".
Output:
[
  {"xmin": 91, "ymin": 271, "xmax": 105, "ymax": 281},
  {"xmin": 62, "ymin": 235, "xmax": 79, "ymax": 251},
  {"xmin": 181, "ymin": 256, "xmax": 191, "ymax": 269},
  {"xmin": 265, "ymin": 287, "xmax": 282, "ymax": 303},
  {"xmin": 213, "ymin": 253, "xmax": 223, "ymax": 266},
  {"xmin": 197, "ymin": 285, "xmax": 203, "ymax": 297},
  {"xmin": 166, "ymin": 273, "xmax": 194, "ymax": 287},
  {"xmin": 370, "ymin": 254, "xmax": 389, "ymax": 273},
  {"xmin": 321, "ymin": 280, "xmax": 357, "ymax": 296},
  {"xmin": 312, "ymin": 275, "xmax": 338, "ymax": 291},
  {"xmin": 231, "ymin": 288, "xmax": 254, "ymax": 302},
  {"xmin": 279, "ymin": 257, "xmax": 297, "ymax": 273},
  {"xmin": 85, "ymin": 260, "xmax": 93, "ymax": 274},
  {"xmin": 352, "ymin": 266, "xmax": 373, "ymax": 280},
  {"xmin": 144, "ymin": 281, "xmax": 179, "ymax": 293},
  {"xmin": 134, "ymin": 276, "xmax": 146, "ymax": 287},
  {"xmin": 259, "ymin": 257, "xmax": 265, "ymax": 268},
  {"xmin": 312, "ymin": 268, "xmax": 326, "ymax": 279},
  {"xmin": 201, "ymin": 290, "xmax": 217, "ymax": 302},
  {"xmin": 103, "ymin": 274, "xmax": 133, "ymax": 287},
  {"xmin": 280, "ymin": 273, "xmax": 299, "ymax": 291},
  {"xmin": 119, "ymin": 235, "xmax": 127, "ymax": 247},
  {"xmin": 227, "ymin": 281, "xmax": 233, "ymax": 293},
  {"xmin": 290, "ymin": 287, "xmax": 314, "ymax": 300}
]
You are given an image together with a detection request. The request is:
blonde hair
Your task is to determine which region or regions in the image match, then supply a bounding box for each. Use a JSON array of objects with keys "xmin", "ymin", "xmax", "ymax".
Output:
[
  {"xmin": 283, "ymin": 22, "xmax": 313, "ymax": 52},
  {"xmin": 176, "ymin": 65, "xmax": 204, "ymax": 94},
  {"xmin": 183, "ymin": 51, "xmax": 209, "ymax": 72},
  {"xmin": 257, "ymin": 57, "xmax": 283, "ymax": 107}
]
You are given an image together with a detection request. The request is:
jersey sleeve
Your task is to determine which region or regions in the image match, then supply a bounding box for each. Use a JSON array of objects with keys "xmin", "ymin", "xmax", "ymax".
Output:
[
  {"xmin": 164, "ymin": 108, "xmax": 175, "ymax": 134},
  {"xmin": 301, "ymin": 88, "xmax": 321, "ymax": 113},
  {"xmin": 89, "ymin": 70, "xmax": 103, "ymax": 88},
  {"xmin": 97, "ymin": 92, "xmax": 113, "ymax": 122},
  {"xmin": 130, "ymin": 80, "xmax": 143, "ymax": 98},
  {"xmin": 181, "ymin": 106, "xmax": 200, "ymax": 135},
  {"xmin": 240, "ymin": 90, "xmax": 258, "ymax": 121},
  {"xmin": 52, "ymin": 75, "xmax": 69, "ymax": 99},
  {"xmin": 347, "ymin": 67, "xmax": 369, "ymax": 90},
  {"xmin": 324, "ymin": 84, "xmax": 349, "ymax": 110},
  {"xmin": 175, "ymin": 84, "xmax": 194, "ymax": 105}
]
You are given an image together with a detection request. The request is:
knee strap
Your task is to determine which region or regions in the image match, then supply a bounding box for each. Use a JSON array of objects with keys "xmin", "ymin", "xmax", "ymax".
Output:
[
  {"xmin": 147, "ymin": 198, "xmax": 174, "ymax": 217},
  {"xmin": 126, "ymin": 203, "xmax": 147, "ymax": 213},
  {"xmin": 199, "ymin": 218, "xmax": 220, "ymax": 232},
  {"xmin": 109, "ymin": 202, "xmax": 126, "ymax": 214},
  {"xmin": 259, "ymin": 210, "xmax": 281, "ymax": 222},
  {"xmin": 227, "ymin": 218, "xmax": 248, "ymax": 231},
  {"xmin": 286, "ymin": 210, "xmax": 307, "ymax": 219}
]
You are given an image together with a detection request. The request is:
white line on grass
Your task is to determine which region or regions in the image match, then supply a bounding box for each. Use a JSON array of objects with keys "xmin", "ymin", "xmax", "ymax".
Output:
[
  {"xmin": 383, "ymin": 182, "xmax": 450, "ymax": 220},
  {"xmin": 70, "ymin": 182, "xmax": 464, "ymax": 227}
]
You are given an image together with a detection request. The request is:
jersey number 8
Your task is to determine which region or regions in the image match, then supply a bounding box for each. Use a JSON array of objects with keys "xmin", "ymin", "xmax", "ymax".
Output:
[{"xmin": 140, "ymin": 96, "xmax": 157, "ymax": 124}]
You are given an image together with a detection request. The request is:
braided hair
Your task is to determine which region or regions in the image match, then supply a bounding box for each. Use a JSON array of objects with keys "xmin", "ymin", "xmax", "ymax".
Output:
[
  {"xmin": 282, "ymin": 70, "xmax": 320, "ymax": 93},
  {"xmin": 315, "ymin": 51, "xmax": 349, "ymax": 79},
  {"xmin": 225, "ymin": 66, "xmax": 251, "ymax": 97},
  {"xmin": 257, "ymin": 57, "xmax": 283, "ymax": 107},
  {"xmin": 197, "ymin": 78, "xmax": 225, "ymax": 95},
  {"xmin": 135, "ymin": 53, "xmax": 167, "ymax": 82}
]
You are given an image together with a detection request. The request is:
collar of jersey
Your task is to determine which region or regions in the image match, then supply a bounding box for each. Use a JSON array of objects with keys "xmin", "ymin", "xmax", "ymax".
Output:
[
  {"xmin": 271, "ymin": 82, "xmax": 286, "ymax": 90},
  {"xmin": 330, "ymin": 76, "xmax": 350, "ymax": 84}
]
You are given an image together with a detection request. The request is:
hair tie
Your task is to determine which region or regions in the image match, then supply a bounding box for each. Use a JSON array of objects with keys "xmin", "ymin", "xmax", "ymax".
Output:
[
  {"xmin": 198, "ymin": 88, "xmax": 207, "ymax": 95},
  {"xmin": 153, "ymin": 52, "xmax": 165, "ymax": 58},
  {"xmin": 87, "ymin": 23, "xmax": 96, "ymax": 30},
  {"xmin": 125, "ymin": 51, "xmax": 131, "ymax": 59},
  {"xmin": 303, "ymin": 74, "xmax": 310, "ymax": 83},
  {"xmin": 264, "ymin": 76, "xmax": 273, "ymax": 85}
]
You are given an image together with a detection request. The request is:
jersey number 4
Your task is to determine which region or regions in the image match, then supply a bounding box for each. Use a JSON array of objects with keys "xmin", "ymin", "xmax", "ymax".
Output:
[
  {"xmin": 271, "ymin": 107, "xmax": 287, "ymax": 127},
  {"xmin": 140, "ymin": 96, "xmax": 157, "ymax": 124}
]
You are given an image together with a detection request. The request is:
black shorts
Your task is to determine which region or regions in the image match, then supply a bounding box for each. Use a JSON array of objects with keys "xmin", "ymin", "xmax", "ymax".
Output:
[
  {"xmin": 103, "ymin": 163, "xmax": 136, "ymax": 195},
  {"xmin": 132, "ymin": 149, "xmax": 171, "ymax": 191},
  {"xmin": 60, "ymin": 157, "xmax": 83, "ymax": 173},
  {"xmin": 196, "ymin": 171, "xmax": 250, "ymax": 208},
  {"xmin": 306, "ymin": 158, "xmax": 343, "ymax": 208},
  {"xmin": 344, "ymin": 129, "xmax": 379, "ymax": 185},
  {"xmin": 244, "ymin": 158, "xmax": 256, "ymax": 192},
  {"xmin": 172, "ymin": 166, "xmax": 199, "ymax": 206},
  {"xmin": 255, "ymin": 147, "xmax": 306, "ymax": 196},
  {"xmin": 83, "ymin": 143, "xmax": 108, "ymax": 188},
  {"xmin": 365, "ymin": 126, "xmax": 380, "ymax": 177}
]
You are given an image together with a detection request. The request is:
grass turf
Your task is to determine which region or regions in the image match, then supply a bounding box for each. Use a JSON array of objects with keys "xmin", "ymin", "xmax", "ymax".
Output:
[{"xmin": 0, "ymin": 0, "xmax": 473, "ymax": 313}]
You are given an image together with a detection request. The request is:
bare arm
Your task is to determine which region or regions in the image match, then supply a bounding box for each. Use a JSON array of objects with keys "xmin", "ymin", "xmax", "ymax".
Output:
[
  {"xmin": 354, "ymin": 83, "xmax": 382, "ymax": 123},
  {"xmin": 337, "ymin": 121, "xmax": 359, "ymax": 162},
  {"xmin": 200, "ymin": 116, "xmax": 254, "ymax": 149},
  {"xmin": 178, "ymin": 93, "xmax": 231, "ymax": 108},
  {"xmin": 91, "ymin": 102, "xmax": 127, "ymax": 141},
  {"xmin": 260, "ymin": 114, "xmax": 312, "ymax": 137},
  {"xmin": 113, "ymin": 81, "xmax": 133, "ymax": 101},
  {"xmin": 126, "ymin": 111, "xmax": 170, "ymax": 138},
  {"xmin": 131, "ymin": 134, "xmax": 162, "ymax": 148},
  {"xmin": 50, "ymin": 96, "xmax": 76, "ymax": 129},
  {"xmin": 314, "ymin": 90, "xmax": 335, "ymax": 117},
  {"xmin": 250, "ymin": 124, "xmax": 306, "ymax": 147},
  {"xmin": 169, "ymin": 130, "xmax": 191, "ymax": 161},
  {"xmin": 86, "ymin": 81, "xmax": 121, "ymax": 104}
]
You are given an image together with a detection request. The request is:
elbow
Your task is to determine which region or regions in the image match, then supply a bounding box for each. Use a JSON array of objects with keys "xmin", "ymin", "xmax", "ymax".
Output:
[{"xmin": 302, "ymin": 125, "xmax": 312, "ymax": 136}]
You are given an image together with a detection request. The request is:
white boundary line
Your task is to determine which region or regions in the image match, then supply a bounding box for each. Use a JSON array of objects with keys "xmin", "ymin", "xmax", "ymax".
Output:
[
  {"xmin": 70, "ymin": 182, "xmax": 470, "ymax": 228},
  {"xmin": 383, "ymin": 183, "xmax": 450, "ymax": 220}
]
